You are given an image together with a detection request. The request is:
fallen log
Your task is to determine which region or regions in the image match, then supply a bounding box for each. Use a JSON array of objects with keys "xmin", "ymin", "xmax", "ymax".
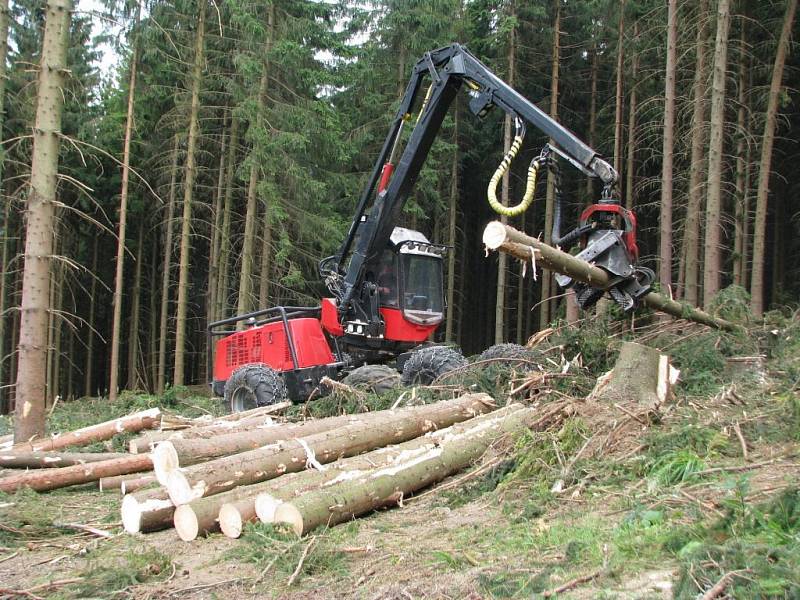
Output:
[
  {"xmin": 482, "ymin": 221, "xmax": 741, "ymax": 332},
  {"xmin": 121, "ymin": 487, "xmax": 174, "ymax": 533},
  {"xmin": 99, "ymin": 472, "xmax": 156, "ymax": 493},
  {"xmin": 128, "ymin": 402, "xmax": 291, "ymax": 454},
  {"xmin": 180, "ymin": 405, "xmax": 526, "ymax": 541},
  {"xmin": 0, "ymin": 453, "xmax": 153, "ymax": 493},
  {"xmin": 11, "ymin": 408, "xmax": 162, "ymax": 453},
  {"xmin": 151, "ymin": 412, "xmax": 373, "ymax": 482},
  {"xmin": 0, "ymin": 451, "xmax": 128, "ymax": 469},
  {"xmin": 165, "ymin": 393, "xmax": 496, "ymax": 505},
  {"xmin": 274, "ymin": 405, "xmax": 541, "ymax": 536}
]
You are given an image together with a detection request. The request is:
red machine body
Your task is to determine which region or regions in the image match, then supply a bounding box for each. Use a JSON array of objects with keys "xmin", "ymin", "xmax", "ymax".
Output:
[
  {"xmin": 213, "ymin": 317, "xmax": 335, "ymax": 383},
  {"xmin": 579, "ymin": 203, "xmax": 640, "ymax": 262}
]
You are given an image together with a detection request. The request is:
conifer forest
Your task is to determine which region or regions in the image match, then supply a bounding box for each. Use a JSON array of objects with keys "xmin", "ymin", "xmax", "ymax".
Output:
[{"xmin": 2, "ymin": 1, "xmax": 800, "ymax": 597}]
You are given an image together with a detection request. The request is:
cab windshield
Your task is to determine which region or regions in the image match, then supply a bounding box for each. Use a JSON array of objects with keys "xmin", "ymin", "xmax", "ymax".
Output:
[{"xmin": 400, "ymin": 254, "xmax": 443, "ymax": 322}]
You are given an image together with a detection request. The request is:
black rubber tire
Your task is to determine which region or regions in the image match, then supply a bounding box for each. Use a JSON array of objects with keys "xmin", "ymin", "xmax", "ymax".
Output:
[
  {"xmin": 341, "ymin": 364, "xmax": 401, "ymax": 395},
  {"xmin": 223, "ymin": 364, "xmax": 288, "ymax": 413},
  {"xmin": 401, "ymin": 346, "xmax": 468, "ymax": 386},
  {"xmin": 479, "ymin": 343, "xmax": 538, "ymax": 363}
]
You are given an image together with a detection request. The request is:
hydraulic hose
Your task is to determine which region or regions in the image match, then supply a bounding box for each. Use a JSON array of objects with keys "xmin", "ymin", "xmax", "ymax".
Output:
[
  {"xmin": 549, "ymin": 159, "xmax": 586, "ymax": 249},
  {"xmin": 487, "ymin": 117, "xmax": 539, "ymax": 217}
]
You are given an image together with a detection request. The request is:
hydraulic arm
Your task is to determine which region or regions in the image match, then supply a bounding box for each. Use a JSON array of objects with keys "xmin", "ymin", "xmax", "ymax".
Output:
[{"xmin": 325, "ymin": 43, "xmax": 645, "ymax": 330}]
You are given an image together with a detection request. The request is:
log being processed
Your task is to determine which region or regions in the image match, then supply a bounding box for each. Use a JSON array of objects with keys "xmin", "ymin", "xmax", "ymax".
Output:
[
  {"xmin": 164, "ymin": 393, "xmax": 496, "ymax": 505},
  {"xmin": 482, "ymin": 221, "xmax": 741, "ymax": 332}
]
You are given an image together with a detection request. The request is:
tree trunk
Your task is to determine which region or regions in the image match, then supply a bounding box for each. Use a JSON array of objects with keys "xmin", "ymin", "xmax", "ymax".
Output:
[
  {"xmin": 12, "ymin": 407, "xmax": 161, "ymax": 452},
  {"xmin": 217, "ymin": 117, "xmax": 240, "ymax": 321},
  {"xmin": 126, "ymin": 224, "xmax": 144, "ymax": 390},
  {"xmin": 207, "ymin": 111, "xmax": 228, "ymax": 327},
  {"xmin": 624, "ymin": 21, "xmax": 639, "ymax": 211},
  {"xmin": 173, "ymin": 0, "xmax": 205, "ymax": 386},
  {"xmin": 14, "ymin": 0, "xmax": 73, "ymax": 443},
  {"xmin": 84, "ymin": 236, "xmax": 98, "ymax": 397},
  {"xmin": 274, "ymin": 406, "xmax": 541, "ymax": 536},
  {"xmin": 613, "ymin": 0, "xmax": 625, "ymax": 176},
  {"xmin": 445, "ymin": 109, "xmax": 459, "ymax": 343},
  {"xmin": 482, "ymin": 221, "xmax": 741, "ymax": 332},
  {"xmin": 0, "ymin": 0, "xmax": 10, "ymax": 412},
  {"xmin": 0, "ymin": 451, "xmax": 127, "ymax": 469},
  {"xmin": 702, "ymin": 0, "xmax": 732, "ymax": 308},
  {"xmin": 586, "ymin": 47, "xmax": 598, "ymax": 200},
  {"xmin": 750, "ymin": 0, "xmax": 797, "ymax": 315},
  {"xmin": 681, "ymin": 0, "xmax": 709, "ymax": 306},
  {"xmin": 238, "ymin": 6, "xmax": 273, "ymax": 319},
  {"xmin": 165, "ymin": 394, "xmax": 495, "ymax": 505},
  {"xmin": 99, "ymin": 472, "xmax": 155, "ymax": 493},
  {"xmin": 121, "ymin": 487, "xmax": 174, "ymax": 533},
  {"xmin": 147, "ymin": 231, "xmax": 159, "ymax": 390},
  {"xmin": 109, "ymin": 2, "xmax": 140, "ymax": 402},
  {"xmin": 495, "ymin": 3, "xmax": 515, "ymax": 344},
  {"xmin": 540, "ymin": 0, "xmax": 560, "ymax": 329},
  {"xmin": 658, "ymin": 0, "xmax": 677, "ymax": 293},
  {"xmin": 257, "ymin": 202, "xmax": 272, "ymax": 309},
  {"xmin": 733, "ymin": 21, "xmax": 749, "ymax": 287},
  {"xmin": 51, "ymin": 260, "xmax": 64, "ymax": 404},
  {"xmin": 0, "ymin": 453, "xmax": 153, "ymax": 493},
  {"xmin": 157, "ymin": 134, "xmax": 180, "ymax": 394}
]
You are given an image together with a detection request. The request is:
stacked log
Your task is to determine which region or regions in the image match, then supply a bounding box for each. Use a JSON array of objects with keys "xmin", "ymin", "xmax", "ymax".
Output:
[
  {"xmin": 1, "ymin": 451, "xmax": 128, "ymax": 469},
  {"xmin": 163, "ymin": 394, "xmax": 495, "ymax": 505}
]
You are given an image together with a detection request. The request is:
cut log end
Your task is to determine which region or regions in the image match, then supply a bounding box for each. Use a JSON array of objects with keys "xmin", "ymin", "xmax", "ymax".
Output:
[
  {"xmin": 482, "ymin": 221, "xmax": 509, "ymax": 250},
  {"xmin": 255, "ymin": 493, "xmax": 283, "ymax": 523},
  {"xmin": 174, "ymin": 504, "xmax": 200, "ymax": 542},
  {"xmin": 121, "ymin": 494, "xmax": 142, "ymax": 533},
  {"xmin": 152, "ymin": 442, "xmax": 180, "ymax": 485},
  {"xmin": 166, "ymin": 470, "xmax": 200, "ymax": 506},
  {"xmin": 273, "ymin": 502, "xmax": 304, "ymax": 536},
  {"xmin": 219, "ymin": 504, "xmax": 244, "ymax": 538}
]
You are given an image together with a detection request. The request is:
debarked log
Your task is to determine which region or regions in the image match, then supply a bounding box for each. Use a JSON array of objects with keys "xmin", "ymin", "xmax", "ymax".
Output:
[{"xmin": 165, "ymin": 393, "xmax": 496, "ymax": 506}]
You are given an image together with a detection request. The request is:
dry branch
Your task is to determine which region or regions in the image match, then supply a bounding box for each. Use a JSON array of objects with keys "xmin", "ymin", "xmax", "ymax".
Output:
[
  {"xmin": 165, "ymin": 394, "xmax": 495, "ymax": 506},
  {"xmin": 482, "ymin": 222, "xmax": 741, "ymax": 332},
  {"xmin": 12, "ymin": 408, "xmax": 161, "ymax": 453}
]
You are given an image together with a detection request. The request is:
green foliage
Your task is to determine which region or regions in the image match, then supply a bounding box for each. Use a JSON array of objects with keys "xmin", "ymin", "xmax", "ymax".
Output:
[
  {"xmin": 673, "ymin": 487, "xmax": 800, "ymax": 598},
  {"xmin": 71, "ymin": 541, "xmax": 173, "ymax": 597},
  {"xmin": 647, "ymin": 449, "xmax": 705, "ymax": 488},
  {"xmin": 668, "ymin": 333, "xmax": 727, "ymax": 396},
  {"xmin": 232, "ymin": 522, "xmax": 350, "ymax": 585},
  {"xmin": 439, "ymin": 459, "xmax": 515, "ymax": 508}
]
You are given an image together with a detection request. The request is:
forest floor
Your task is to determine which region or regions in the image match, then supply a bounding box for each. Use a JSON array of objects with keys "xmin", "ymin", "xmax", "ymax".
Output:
[{"xmin": 1, "ymin": 302, "xmax": 799, "ymax": 598}]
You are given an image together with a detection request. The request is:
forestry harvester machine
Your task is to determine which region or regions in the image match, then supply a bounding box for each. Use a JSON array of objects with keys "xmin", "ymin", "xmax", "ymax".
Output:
[{"xmin": 207, "ymin": 44, "xmax": 653, "ymax": 411}]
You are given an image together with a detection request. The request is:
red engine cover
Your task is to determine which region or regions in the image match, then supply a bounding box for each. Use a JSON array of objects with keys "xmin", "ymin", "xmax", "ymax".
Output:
[
  {"xmin": 579, "ymin": 203, "xmax": 640, "ymax": 262},
  {"xmin": 381, "ymin": 307, "xmax": 438, "ymax": 342},
  {"xmin": 213, "ymin": 317, "xmax": 334, "ymax": 382}
]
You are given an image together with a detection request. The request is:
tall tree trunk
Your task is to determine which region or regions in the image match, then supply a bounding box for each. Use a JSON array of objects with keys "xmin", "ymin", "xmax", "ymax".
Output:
[
  {"xmin": 445, "ymin": 109, "xmax": 459, "ymax": 343},
  {"xmin": 586, "ymin": 47, "xmax": 598, "ymax": 200},
  {"xmin": 732, "ymin": 21, "xmax": 749, "ymax": 287},
  {"xmin": 238, "ymin": 89, "xmax": 270, "ymax": 314},
  {"xmin": 702, "ymin": 0, "xmax": 731, "ymax": 308},
  {"xmin": 495, "ymin": 6, "xmax": 515, "ymax": 344},
  {"xmin": 14, "ymin": 0, "xmax": 72, "ymax": 442},
  {"xmin": 625, "ymin": 20, "xmax": 639, "ymax": 211},
  {"xmin": 0, "ymin": 0, "xmax": 10, "ymax": 413},
  {"xmin": 109, "ymin": 1, "xmax": 140, "ymax": 401},
  {"xmin": 217, "ymin": 117, "xmax": 240, "ymax": 321},
  {"xmin": 84, "ymin": 235, "xmax": 98, "ymax": 397},
  {"xmin": 207, "ymin": 111, "xmax": 228, "ymax": 327},
  {"xmin": 173, "ymin": 0, "xmax": 205, "ymax": 387},
  {"xmin": 157, "ymin": 135, "xmax": 179, "ymax": 394},
  {"xmin": 148, "ymin": 230, "xmax": 158, "ymax": 391},
  {"xmin": 681, "ymin": 0, "xmax": 709, "ymax": 306},
  {"xmin": 257, "ymin": 203, "xmax": 272, "ymax": 309},
  {"xmin": 658, "ymin": 0, "xmax": 677, "ymax": 293},
  {"xmin": 751, "ymin": 0, "xmax": 797, "ymax": 315},
  {"xmin": 127, "ymin": 224, "xmax": 144, "ymax": 390},
  {"xmin": 613, "ymin": 0, "xmax": 625, "ymax": 176},
  {"xmin": 540, "ymin": 0, "xmax": 560, "ymax": 329}
]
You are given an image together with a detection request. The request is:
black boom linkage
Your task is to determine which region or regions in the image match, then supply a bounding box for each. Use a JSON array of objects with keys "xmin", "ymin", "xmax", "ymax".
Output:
[{"xmin": 330, "ymin": 44, "xmax": 619, "ymax": 321}]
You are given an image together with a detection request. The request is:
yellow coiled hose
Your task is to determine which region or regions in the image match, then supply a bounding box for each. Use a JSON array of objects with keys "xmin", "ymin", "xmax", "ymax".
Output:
[{"xmin": 487, "ymin": 118, "xmax": 540, "ymax": 217}]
